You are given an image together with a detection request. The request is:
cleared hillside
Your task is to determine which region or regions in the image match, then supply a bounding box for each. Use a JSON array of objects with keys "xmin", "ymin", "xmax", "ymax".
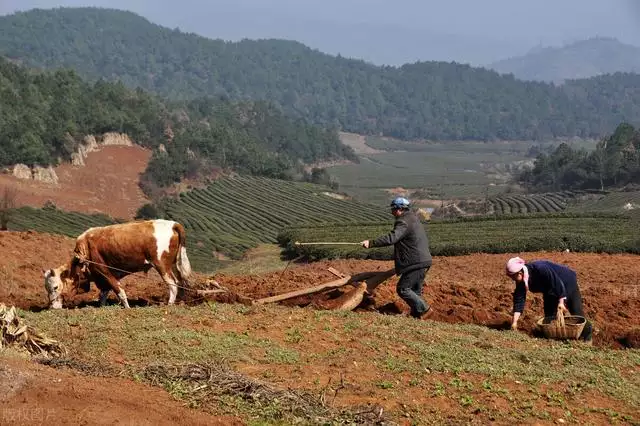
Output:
[
  {"xmin": 2, "ymin": 8, "xmax": 640, "ymax": 141},
  {"xmin": 0, "ymin": 145, "xmax": 151, "ymax": 220}
]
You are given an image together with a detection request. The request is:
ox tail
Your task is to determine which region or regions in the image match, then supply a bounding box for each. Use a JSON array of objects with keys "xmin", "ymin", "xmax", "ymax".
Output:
[{"xmin": 173, "ymin": 223, "xmax": 192, "ymax": 280}]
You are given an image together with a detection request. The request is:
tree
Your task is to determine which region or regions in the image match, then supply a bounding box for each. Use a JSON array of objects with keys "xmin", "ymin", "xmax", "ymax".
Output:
[
  {"xmin": 0, "ymin": 186, "xmax": 18, "ymax": 230},
  {"xmin": 135, "ymin": 203, "xmax": 160, "ymax": 220}
]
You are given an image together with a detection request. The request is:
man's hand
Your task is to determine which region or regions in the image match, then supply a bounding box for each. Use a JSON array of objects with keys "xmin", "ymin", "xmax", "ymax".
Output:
[
  {"xmin": 360, "ymin": 240, "xmax": 370, "ymax": 249},
  {"xmin": 511, "ymin": 322, "xmax": 518, "ymax": 331}
]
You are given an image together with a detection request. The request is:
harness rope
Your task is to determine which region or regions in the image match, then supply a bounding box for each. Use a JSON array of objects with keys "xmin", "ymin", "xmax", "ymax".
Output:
[{"xmin": 75, "ymin": 257, "xmax": 193, "ymax": 290}]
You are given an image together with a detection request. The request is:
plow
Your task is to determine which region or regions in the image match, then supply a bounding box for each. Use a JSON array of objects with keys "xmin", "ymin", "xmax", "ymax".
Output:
[
  {"xmin": 194, "ymin": 267, "xmax": 396, "ymax": 312},
  {"xmin": 193, "ymin": 240, "xmax": 397, "ymax": 312}
]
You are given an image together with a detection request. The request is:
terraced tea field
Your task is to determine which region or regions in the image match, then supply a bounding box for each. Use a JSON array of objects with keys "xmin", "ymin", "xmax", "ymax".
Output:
[
  {"xmin": 160, "ymin": 176, "xmax": 389, "ymax": 269},
  {"xmin": 280, "ymin": 213, "xmax": 640, "ymax": 260},
  {"xmin": 7, "ymin": 206, "xmax": 117, "ymax": 236}
]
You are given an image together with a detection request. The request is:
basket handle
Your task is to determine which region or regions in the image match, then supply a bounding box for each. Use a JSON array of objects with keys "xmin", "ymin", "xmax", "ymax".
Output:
[{"xmin": 556, "ymin": 305, "xmax": 566, "ymax": 328}]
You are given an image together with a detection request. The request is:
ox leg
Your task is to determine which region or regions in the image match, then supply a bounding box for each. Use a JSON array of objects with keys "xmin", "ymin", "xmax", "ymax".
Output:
[
  {"xmin": 163, "ymin": 273, "xmax": 179, "ymax": 306},
  {"xmin": 98, "ymin": 289, "xmax": 110, "ymax": 307},
  {"xmin": 117, "ymin": 286, "xmax": 130, "ymax": 309},
  {"xmin": 173, "ymin": 267, "xmax": 186, "ymax": 301}
]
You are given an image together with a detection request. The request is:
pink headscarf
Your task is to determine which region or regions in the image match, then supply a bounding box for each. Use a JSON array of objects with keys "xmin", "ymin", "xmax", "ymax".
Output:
[{"xmin": 506, "ymin": 256, "xmax": 529, "ymax": 288}]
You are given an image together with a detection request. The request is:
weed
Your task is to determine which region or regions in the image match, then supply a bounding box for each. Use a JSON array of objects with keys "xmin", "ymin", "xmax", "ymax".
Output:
[
  {"xmin": 376, "ymin": 381, "xmax": 394, "ymax": 390},
  {"xmin": 284, "ymin": 328, "xmax": 303, "ymax": 344},
  {"xmin": 433, "ymin": 382, "xmax": 446, "ymax": 397},
  {"xmin": 265, "ymin": 347, "xmax": 300, "ymax": 364},
  {"xmin": 459, "ymin": 395, "xmax": 474, "ymax": 407}
]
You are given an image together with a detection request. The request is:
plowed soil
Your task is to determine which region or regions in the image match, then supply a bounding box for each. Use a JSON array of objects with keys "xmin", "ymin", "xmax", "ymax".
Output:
[
  {"xmin": 0, "ymin": 145, "xmax": 151, "ymax": 220},
  {"xmin": 1, "ymin": 230, "xmax": 638, "ymax": 349}
]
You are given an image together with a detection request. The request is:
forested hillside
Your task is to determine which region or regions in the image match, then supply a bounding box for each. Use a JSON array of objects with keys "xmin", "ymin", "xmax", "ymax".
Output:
[
  {"xmin": 0, "ymin": 56, "xmax": 354, "ymax": 188},
  {"xmin": 519, "ymin": 123, "xmax": 640, "ymax": 191},
  {"xmin": 2, "ymin": 8, "xmax": 640, "ymax": 141}
]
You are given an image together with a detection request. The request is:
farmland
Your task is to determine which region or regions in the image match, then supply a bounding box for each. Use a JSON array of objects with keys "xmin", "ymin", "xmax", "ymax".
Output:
[
  {"xmin": 6, "ymin": 176, "xmax": 389, "ymax": 272},
  {"xmin": 486, "ymin": 190, "xmax": 607, "ymax": 215},
  {"xmin": 279, "ymin": 213, "xmax": 640, "ymax": 260},
  {"xmin": 7, "ymin": 205, "xmax": 117, "ymax": 236},
  {"xmin": 7, "ymin": 176, "xmax": 639, "ymax": 272},
  {"xmin": 159, "ymin": 176, "xmax": 389, "ymax": 270},
  {"xmin": 2, "ymin": 227, "xmax": 639, "ymax": 425},
  {"xmin": 330, "ymin": 136, "xmax": 599, "ymax": 206}
]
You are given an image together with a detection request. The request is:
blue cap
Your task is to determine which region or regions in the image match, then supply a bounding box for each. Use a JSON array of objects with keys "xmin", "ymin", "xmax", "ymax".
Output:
[{"xmin": 390, "ymin": 197, "xmax": 410, "ymax": 209}]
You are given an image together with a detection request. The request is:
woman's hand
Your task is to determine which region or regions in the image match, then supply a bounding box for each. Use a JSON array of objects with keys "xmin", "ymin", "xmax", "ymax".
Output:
[{"xmin": 558, "ymin": 298, "xmax": 569, "ymax": 315}]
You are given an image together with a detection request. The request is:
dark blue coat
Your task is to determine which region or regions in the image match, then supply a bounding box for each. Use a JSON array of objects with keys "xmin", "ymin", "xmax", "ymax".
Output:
[{"xmin": 513, "ymin": 260, "xmax": 578, "ymax": 313}]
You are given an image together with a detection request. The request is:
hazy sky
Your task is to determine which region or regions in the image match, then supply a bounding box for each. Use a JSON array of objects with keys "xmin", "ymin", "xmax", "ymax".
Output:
[{"xmin": 1, "ymin": 0, "xmax": 639, "ymax": 65}]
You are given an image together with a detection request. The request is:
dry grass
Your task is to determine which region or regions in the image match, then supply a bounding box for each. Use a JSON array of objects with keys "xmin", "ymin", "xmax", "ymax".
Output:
[{"xmin": 140, "ymin": 362, "xmax": 389, "ymax": 425}]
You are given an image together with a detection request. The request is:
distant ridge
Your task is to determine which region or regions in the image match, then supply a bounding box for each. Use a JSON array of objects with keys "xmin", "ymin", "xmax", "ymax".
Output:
[
  {"xmin": 489, "ymin": 37, "xmax": 640, "ymax": 84},
  {"xmin": 2, "ymin": 8, "xmax": 640, "ymax": 141}
]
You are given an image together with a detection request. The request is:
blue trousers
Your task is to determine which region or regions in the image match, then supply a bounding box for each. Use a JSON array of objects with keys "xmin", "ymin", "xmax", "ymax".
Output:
[{"xmin": 397, "ymin": 267, "xmax": 430, "ymax": 318}]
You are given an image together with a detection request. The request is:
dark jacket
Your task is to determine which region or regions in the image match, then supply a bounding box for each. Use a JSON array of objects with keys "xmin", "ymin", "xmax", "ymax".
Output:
[
  {"xmin": 370, "ymin": 210, "xmax": 432, "ymax": 275},
  {"xmin": 513, "ymin": 260, "xmax": 578, "ymax": 313}
]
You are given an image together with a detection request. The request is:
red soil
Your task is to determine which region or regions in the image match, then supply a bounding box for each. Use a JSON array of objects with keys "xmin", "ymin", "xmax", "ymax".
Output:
[
  {"xmin": 0, "ymin": 357, "xmax": 242, "ymax": 425},
  {"xmin": 0, "ymin": 145, "xmax": 151, "ymax": 220},
  {"xmin": 1, "ymin": 230, "xmax": 638, "ymax": 424},
  {"xmin": 1, "ymin": 230, "xmax": 638, "ymax": 349}
]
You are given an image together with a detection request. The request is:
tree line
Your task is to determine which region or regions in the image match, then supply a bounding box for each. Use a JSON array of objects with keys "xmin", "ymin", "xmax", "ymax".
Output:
[
  {"xmin": 519, "ymin": 123, "xmax": 640, "ymax": 191},
  {"xmin": 0, "ymin": 57, "xmax": 355, "ymax": 191},
  {"xmin": 1, "ymin": 7, "xmax": 640, "ymax": 141}
]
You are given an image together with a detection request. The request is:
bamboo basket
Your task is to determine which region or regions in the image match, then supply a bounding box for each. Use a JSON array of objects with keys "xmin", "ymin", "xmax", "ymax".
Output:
[{"xmin": 536, "ymin": 306, "xmax": 586, "ymax": 340}]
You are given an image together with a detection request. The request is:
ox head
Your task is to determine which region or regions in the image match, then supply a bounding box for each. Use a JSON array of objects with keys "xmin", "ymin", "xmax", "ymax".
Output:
[
  {"xmin": 43, "ymin": 257, "xmax": 89, "ymax": 309},
  {"xmin": 43, "ymin": 265, "xmax": 72, "ymax": 309}
]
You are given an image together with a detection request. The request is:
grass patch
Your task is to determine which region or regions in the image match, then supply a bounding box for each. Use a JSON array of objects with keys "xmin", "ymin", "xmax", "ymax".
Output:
[{"xmin": 18, "ymin": 303, "xmax": 640, "ymax": 424}]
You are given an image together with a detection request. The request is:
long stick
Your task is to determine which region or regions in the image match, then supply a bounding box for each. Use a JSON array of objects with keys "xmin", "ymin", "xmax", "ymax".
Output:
[
  {"xmin": 254, "ymin": 275, "xmax": 353, "ymax": 304},
  {"xmin": 294, "ymin": 241, "xmax": 361, "ymax": 246},
  {"xmin": 253, "ymin": 269, "xmax": 394, "ymax": 305}
]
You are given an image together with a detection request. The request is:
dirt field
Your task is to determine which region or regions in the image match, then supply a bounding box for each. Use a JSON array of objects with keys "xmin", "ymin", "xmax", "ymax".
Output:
[
  {"xmin": 1, "ymin": 229, "xmax": 639, "ymax": 424},
  {"xmin": 0, "ymin": 146, "xmax": 151, "ymax": 220},
  {"xmin": 1, "ymin": 230, "xmax": 638, "ymax": 349}
]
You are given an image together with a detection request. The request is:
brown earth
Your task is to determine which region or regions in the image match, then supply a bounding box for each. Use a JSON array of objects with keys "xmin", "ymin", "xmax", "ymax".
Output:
[
  {"xmin": 0, "ymin": 145, "xmax": 151, "ymax": 220},
  {"xmin": 0, "ymin": 356, "xmax": 243, "ymax": 425},
  {"xmin": 1, "ymin": 230, "xmax": 639, "ymax": 425},
  {"xmin": 1, "ymin": 230, "xmax": 638, "ymax": 349}
]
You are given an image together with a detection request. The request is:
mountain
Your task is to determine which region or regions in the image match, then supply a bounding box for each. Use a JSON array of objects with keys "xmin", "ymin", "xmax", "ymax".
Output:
[
  {"xmin": 0, "ymin": 56, "xmax": 354, "ymax": 189},
  {"xmin": 489, "ymin": 37, "xmax": 640, "ymax": 84},
  {"xmin": 2, "ymin": 7, "xmax": 640, "ymax": 141}
]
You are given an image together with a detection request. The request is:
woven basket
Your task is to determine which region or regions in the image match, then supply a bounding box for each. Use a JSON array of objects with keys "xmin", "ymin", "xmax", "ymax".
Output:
[{"xmin": 536, "ymin": 306, "xmax": 586, "ymax": 340}]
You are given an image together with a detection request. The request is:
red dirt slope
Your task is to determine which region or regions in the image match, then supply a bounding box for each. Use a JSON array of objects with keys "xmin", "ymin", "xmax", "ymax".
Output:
[{"xmin": 0, "ymin": 145, "xmax": 151, "ymax": 220}]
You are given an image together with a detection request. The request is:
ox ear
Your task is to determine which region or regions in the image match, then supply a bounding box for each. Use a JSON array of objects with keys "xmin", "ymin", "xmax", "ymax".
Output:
[{"xmin": 42, "ymin": 268, "xmax": 51, "ymax": 278}]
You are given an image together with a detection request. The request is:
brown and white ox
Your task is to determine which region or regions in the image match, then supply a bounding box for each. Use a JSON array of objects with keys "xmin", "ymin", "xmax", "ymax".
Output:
[{"xmin": 43, "ymin": 219, "xmax": 192, "ymax": 309}]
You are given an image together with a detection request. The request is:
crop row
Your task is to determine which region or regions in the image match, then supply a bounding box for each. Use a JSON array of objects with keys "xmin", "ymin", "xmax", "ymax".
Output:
[
  {"xmin": 5, "ymin": 177, "xmax": 391, "ymax": 272},
  {"xmin": 161, "ymin": 176, "xmax": 390, "ymax": 271},
  {"xmin": 488, "ymin": 190, "xmax": 607, "ymax": 215},
  {"xmin": 8, "ymin": 206, "xmax": 117, "ymax": 237},
  {"xmin": 279, "ymin": 213, "xmax": 640, "ymax": 260}
]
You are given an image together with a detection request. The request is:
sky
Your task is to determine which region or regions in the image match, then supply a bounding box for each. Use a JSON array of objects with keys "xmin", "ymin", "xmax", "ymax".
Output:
[{"xmin": 1, "ymin": 0, "xmax": 639, "ymax": 66}]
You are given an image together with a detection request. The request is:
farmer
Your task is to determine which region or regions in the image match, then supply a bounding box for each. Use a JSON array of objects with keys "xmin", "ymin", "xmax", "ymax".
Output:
[
  {"xmin": 360, "ymin": 197, "xmax": 433, "ymax": 319},
  {"xmin": 505, "ymin": 256, "xmax": 593, "ymax": 343}
]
